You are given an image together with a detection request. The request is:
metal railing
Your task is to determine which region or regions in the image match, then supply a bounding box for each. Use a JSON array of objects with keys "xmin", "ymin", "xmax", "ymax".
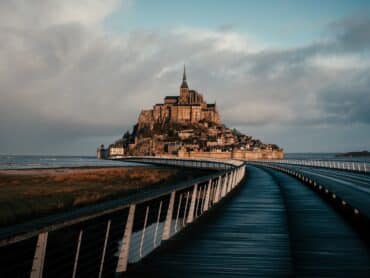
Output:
[
  {"xmin": 112, "ymin": 155, "xmax": 244, "ymax": 169},
  {"xmin": 258, "ymin": 159, "xmax": 369, "ymax": 173},
  {"xmin": 0, "ymin": 157, "xmax": 246, "ymax": 278}
]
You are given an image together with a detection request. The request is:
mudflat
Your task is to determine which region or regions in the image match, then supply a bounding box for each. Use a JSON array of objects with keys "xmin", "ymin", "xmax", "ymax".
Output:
[{"xmin": 0, "ymin": 166, "xmax": 208, "ymax": 227}]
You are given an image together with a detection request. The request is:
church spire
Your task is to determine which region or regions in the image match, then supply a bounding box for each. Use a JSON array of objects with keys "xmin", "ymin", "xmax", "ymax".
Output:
[{"xmin": 180, "ymin": 64, "xmax": 189, "ymax": 89}]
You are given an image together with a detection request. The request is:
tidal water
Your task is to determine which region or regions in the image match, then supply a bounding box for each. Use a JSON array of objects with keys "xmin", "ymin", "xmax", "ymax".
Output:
[
  {"xmin": 0, "ymin": 153, "xmax": 368, "ymax": 170},
  {"xmin": 0, "ymin": 155, "xmax": 137, "ymax": 169},
  {"xmin": 285, "ymin": 152, "xmax": 369, "ymax": 162}
]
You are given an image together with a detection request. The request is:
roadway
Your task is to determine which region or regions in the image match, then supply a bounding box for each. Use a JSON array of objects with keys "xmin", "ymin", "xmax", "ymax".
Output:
[{"xmin": 127, "ymin": 165, "xmax": 370, "ymax": 277}]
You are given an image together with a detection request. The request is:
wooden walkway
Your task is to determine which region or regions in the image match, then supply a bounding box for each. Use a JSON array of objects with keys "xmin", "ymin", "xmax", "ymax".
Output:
[{"xmin": 127, "ymin": 165, "xmax": 370, "ymax": 277}]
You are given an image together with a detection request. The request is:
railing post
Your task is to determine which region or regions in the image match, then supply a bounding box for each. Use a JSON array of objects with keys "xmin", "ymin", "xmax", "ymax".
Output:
[
  {"xmin": 116, "ymin": 204, "xmax": 136, "ymax": 274},
  {"xmin": 139, "ymin": 206, "xmax": 149, "ymax": 259},
  {"xmin": 226, "ymin": 172, "xmax": 233, "ymax": 192},
  {"xmin": 200, "ymin": 186, "xmax": 206, "ymax": 215},
  {"xmin": 153, "ymin": 201, "xmax": 162, "ymax": 247},
  {"xmin": 213, "ymin": 176, "xmax": 221, "ymax": 203},
  {"xmin": 195, "ymin": 186, "xmax": 203, "ymax": 217},
  {"xmin": 182, "ymin": 191, "xmax": 190, "ymax": 226},
  {"xmin": 72, "ymin": 229, "xmax": 83, "ymax": 278},
  {"xmin": 203, "ymin": 179, "xmax": 212, "ymax": 212},
  {"xmin": 98, "ymin": 220, "xmax": 111, "ymax": 278},
  {"xmin": 30, "ymin": 232, "xmax": 48, "ymax": 278},
  {"xmin": 230, "ymin": 170, "xmax": 236, "ymax": 190},
  {"xmin": 174, "ymin": 194, "xmax": 183, "ymax": 232},
  {"xmin": 186, "ymin": 184, "xmax": 198, "ymax": 224},
  {"xmin": 220, "ymin": 174, "xmax": 227, "ymax": 198},
  {"xmin": 225, "ymin": 172, "xmax": 232, "ymax": 193},
  {"xmin": 162, "ymin": 191, "xmax": 176, "ymax": 240}
]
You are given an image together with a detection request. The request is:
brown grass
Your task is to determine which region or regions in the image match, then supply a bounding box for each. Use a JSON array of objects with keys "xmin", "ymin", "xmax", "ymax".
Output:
[{"xmin": 0, "ymin": 166, "xmax": 210, "ymax": 227}]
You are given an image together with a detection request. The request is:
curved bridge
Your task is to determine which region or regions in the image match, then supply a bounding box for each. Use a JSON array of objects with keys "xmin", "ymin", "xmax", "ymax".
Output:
[
  {"xmin": 128, "ymin": 160, "xmax": 370, "ymax": 277},
  {"xmin": 1, "ymin": 157, "xmax": 369, "ymax": 277},
  {"xmin": 0, "ymin": 157, "xmax": 245, "ymax": 278}
]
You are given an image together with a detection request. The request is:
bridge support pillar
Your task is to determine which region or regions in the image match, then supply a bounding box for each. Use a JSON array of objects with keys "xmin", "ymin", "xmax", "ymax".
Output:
[
  {"xmin": 162, "ymin": 191, "xmax": 176, "ymax": 240},
  {"xmin": 30, "ymin": 232, "xmax": 48, "ymax": 278},
  {"xmin": 187, "ymin": 184, "xmax": 198, "ymax": 223},
  {"xmin": 115, "ymin": 204, "xmax": 135, "ymax": 274}
]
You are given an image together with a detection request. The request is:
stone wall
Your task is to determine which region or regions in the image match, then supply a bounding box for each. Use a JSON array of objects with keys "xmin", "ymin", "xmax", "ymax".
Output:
[{"xmin": 178, "ymin": 149, "xmax": 284, "ymax": 160}]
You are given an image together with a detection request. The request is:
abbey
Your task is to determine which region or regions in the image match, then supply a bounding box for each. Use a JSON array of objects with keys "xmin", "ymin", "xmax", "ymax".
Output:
[
  {"xmin": 98, "ymin": 66, "xmax": 284, "ymax": 160},
  {"xmin": 138, "ymin": 66, "xmax": 220, "ymax": 128}
]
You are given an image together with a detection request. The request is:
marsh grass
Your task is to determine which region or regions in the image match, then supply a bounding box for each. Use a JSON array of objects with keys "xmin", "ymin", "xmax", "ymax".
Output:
[{"xmin": 0, "ymin": 166, "xmax": 208, "ymax": 227}]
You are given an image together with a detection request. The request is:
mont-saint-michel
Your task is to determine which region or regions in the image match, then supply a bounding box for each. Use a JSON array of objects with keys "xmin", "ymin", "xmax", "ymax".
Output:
[
  {"xmin": 1, "ymin": 2, "xmax": 370, "ymax": 277},
  {"xmin": 98, "ymin": 67, "xmax": 284, "ymax": 160}
]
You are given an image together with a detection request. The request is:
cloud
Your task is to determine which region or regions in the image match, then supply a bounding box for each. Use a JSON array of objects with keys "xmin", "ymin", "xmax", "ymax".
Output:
[
  {"xmin": 317, "ymin": 75, "xmax": 370, "ymax": 125},
  {"xmin": 0, "ymin": 0, "xmax": 121, "ymax": 28},
  {"xmin": 0, "ymin": 1, "xmax": 369, "ymax": 154},
  {"xmin": 329, "ymin": 14, "xmax": 370, "ymax": 52}
]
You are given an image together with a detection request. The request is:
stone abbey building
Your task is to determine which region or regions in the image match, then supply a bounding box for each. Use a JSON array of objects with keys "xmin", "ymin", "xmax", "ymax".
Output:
[
  {"xmin": 99, "ymin": 66, "xmax": 284, "ymax": 160},
  {"xmin": 138, "ymin": 66, "xmax": 220, "ymax": 129}
]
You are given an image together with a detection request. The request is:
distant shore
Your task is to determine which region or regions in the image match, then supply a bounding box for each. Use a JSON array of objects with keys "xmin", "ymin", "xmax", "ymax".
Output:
[
  {"xmin": 0, "ymin": 166, "xmax": 210, "ymax": 227},
  {"xmin": 336, "ymin": 151, "xmax": 370, "ymax": 158}
]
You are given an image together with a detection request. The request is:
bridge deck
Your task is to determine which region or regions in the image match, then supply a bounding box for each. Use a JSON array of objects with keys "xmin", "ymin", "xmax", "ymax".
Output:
[{"xmin": 127, "ymin": 165, "xmax": 370, "ymax": 277}]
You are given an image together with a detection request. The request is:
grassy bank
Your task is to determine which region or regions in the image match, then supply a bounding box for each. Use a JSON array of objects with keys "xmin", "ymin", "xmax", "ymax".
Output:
[{"xmin": 0, "ymin": 166, "xmax": 209, "ymax": 227}]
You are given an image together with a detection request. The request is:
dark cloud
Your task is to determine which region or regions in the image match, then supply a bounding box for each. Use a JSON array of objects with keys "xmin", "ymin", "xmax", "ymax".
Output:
[
  {"xmin": 329, "ymin": 14, "xmax": 370, "ymax": 52},
  {"xmin": 0, "ymin": 1, "xmax": 369, "ymax": 154},
  {"xmin": 317, "ymin": 75, "xmax": 370, "ymax": 125}
]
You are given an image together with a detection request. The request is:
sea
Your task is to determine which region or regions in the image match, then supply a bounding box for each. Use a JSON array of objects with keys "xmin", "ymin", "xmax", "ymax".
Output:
[
  {"xmin": 0, "ymin": 155, "xmax": 138, "ymax": 170},
  {"xmin": 0, "ymin": 153, "xmax": 368, "ymax": 170},
  {"xmin": 284, "ymin": 153, "xmax": 369, "ymax": 162}
]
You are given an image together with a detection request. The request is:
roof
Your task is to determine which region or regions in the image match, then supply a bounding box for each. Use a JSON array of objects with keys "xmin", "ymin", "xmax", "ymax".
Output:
[
  {"xmin": 181, "ymin": 64, "xmax": 189, "ymax": 88},
  {"xmin": 181, "ymin": 80, "xmax": 189, "ymax": 89}
]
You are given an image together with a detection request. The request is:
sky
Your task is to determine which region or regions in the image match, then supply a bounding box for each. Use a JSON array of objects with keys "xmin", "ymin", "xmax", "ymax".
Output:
[{"xmin": 0, "ymin": 0, "xmax": 369, "ymax": 155}]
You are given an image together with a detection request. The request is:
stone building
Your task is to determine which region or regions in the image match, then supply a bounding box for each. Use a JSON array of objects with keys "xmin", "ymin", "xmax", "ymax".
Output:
[
  {"xmin": 138, "ymin": 66, "xmax": 220, "ymax": 128},
  {"xmin": 109, "ymin": 146, "xmax": 125, "ymax": 157},
  {"xmin": 97, "ymin": 144, "xmax": 109, "ymax": 159},
  {"xmin": 99, "ymin": 66, "xmax": 284, "ymax": 160}
]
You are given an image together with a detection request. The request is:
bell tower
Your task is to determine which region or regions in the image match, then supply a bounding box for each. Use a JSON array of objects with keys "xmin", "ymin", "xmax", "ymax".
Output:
[{"xmin": 179, "ymin": 65, "xmax": 189, "ymax": 103}]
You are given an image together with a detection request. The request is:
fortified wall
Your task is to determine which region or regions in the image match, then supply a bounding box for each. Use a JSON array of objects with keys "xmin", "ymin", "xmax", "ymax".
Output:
[{"xmin": 178, "ymin": 149, "xmax": 284, "ymax": 160}]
